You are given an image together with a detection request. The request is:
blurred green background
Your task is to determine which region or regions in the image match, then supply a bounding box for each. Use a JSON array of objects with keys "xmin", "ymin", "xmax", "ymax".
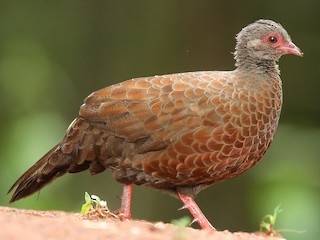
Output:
[{"xmin": 0, "ymin": 1, "xmax": 319, "ymax": 239}]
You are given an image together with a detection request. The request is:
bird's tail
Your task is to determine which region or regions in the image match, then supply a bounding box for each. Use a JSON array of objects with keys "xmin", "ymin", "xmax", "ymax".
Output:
[{"xmin": 8, "ymin": 117, "xmax": 106, "ymax": 203}]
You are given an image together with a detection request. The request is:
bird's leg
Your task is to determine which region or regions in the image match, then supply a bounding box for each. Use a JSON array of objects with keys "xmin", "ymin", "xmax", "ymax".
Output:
[
  {"xmin": 119, "ymin": 183, "xmax": 132, "ymax": 221},
  {"xmin": 177, "ymin": 192, "xmax": 216, "ymax": 231}
]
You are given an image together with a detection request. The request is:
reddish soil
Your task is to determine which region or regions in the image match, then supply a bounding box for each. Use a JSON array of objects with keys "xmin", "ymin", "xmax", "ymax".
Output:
[{"xmin": 0, "ymin": 206, "xmax": 286, "ymax": 240}]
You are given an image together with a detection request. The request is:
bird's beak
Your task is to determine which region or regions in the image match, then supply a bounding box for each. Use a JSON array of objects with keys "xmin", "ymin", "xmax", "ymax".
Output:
[{"xmin": 277, "ymin": 41, "xmax": 303, "ymax": 57}]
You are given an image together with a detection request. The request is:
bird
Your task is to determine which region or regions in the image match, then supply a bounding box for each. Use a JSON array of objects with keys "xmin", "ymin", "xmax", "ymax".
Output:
[{"xmin": 8, "ymin": 19, "xmax": 302, "ymax": 230}]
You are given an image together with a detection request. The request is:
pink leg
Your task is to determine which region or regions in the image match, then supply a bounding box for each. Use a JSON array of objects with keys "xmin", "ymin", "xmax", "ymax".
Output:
[
  {"xmin": 177, "ymin": 192, "xmax": 216, "ymax": 230},
  {"xmin": 120, "ymin": 183, "xmax": 132, "ymax": 220}
]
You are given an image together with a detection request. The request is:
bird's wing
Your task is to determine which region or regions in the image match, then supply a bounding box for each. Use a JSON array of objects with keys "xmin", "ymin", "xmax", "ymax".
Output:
[{"xmin": 79, "ymin": 72, "xmax": 217, "ymax": 154}]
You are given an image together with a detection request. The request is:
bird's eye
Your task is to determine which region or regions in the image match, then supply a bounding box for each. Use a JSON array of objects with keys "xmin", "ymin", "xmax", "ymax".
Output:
[{"xmin": 268, "ymin": 36, "xmax": 278, "ymax": 44}]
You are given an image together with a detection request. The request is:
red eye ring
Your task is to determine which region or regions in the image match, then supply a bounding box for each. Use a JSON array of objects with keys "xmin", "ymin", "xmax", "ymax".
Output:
[{"xmin": 268, "ymin": 36, "xmax": 278, "ymax": 44}]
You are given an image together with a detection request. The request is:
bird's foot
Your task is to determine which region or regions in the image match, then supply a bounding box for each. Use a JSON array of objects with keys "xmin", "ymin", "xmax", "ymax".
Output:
[{"xmin": 177, "ymin": 192, "xmax": 216, "ymax": 231}]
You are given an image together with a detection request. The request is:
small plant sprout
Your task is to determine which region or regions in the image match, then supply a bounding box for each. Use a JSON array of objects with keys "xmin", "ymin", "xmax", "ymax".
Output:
[
  {"xmin": 80, "ymin": 192, "xmax": 119, "ymax": 220},
  {"xmin": 91, "ymin": 194, "xmax": 107, "ymax": 208},
  {"xmin": 171, "ymin": 216, "xmax": 192, "ymax": 227},
  {"xmin": 171, "ymin": 216, "xmax": 192, "ymax": 240},
  {"xmin": 80, "ymin": 192, "xmax": 92, "ymax": 214},
  {"xmin": 259, "ymin": 205, "xmax": 306, "ymax": 237},
  {"xmin": 259, "ymin": 204, "xmax": 283, "ymax": 236}
]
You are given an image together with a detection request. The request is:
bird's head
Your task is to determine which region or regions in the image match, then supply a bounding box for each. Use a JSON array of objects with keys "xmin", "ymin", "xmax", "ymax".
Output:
[{"xmin": 234, "ymin": 19, "xmax": 303, "ymax": 70}]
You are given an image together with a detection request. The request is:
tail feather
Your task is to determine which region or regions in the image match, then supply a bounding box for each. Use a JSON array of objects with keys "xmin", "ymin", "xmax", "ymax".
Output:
[
  {"xmin": 8, "ymin": 117, "xmax": 104, "ymax": 203},
  {"xmin": 8, "ymin": 144, "xmax": 69, "ymax": 203}
]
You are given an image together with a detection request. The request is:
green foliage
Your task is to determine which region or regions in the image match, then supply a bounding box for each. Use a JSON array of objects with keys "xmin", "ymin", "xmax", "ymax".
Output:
[
  {"xmin": 259, "ymin": 204, "xmax": 282, "ymax": 236},
  {"xmin": 80, "ymin": 192, "xmax": 108, "ymax": 214},
  {"xmin": 171, "ymin": 216, "xmax": 192, "ymax": 227},
  {"xmin": 80, "ymin": 192, "xmax": 92, "ymax": 214},
  {"xmin": 171, "ymin": 216, "xmax": 192, "ymax": 240}
]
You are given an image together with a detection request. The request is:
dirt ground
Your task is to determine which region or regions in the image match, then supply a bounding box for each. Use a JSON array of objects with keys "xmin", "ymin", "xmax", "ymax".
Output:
[{"xmin": 0, "ymin": 206, "xmax": 286, "ymax": 240}]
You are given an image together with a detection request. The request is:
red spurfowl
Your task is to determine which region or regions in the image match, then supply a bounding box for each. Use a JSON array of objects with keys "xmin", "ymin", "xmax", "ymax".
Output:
[{"xmin": 8, "ymin": 19, "xmax": 302, "ymax": 230}]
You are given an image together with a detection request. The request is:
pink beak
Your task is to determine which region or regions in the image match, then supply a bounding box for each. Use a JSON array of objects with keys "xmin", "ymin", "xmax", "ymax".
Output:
[{"xmin": 277, "ymin": 41, "xmax": 303, "ymax": 57}]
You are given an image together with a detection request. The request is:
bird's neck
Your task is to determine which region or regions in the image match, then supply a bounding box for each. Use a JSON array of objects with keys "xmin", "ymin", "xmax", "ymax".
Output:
[{"xmin": 234, "ymin": 56, "xmax": 280, "ymax": 79}]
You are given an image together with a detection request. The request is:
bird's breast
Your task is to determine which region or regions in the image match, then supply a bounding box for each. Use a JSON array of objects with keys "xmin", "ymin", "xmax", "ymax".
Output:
[{"xmin": 134, "ymin": 73, "xmax": 282, "ymax": 186}]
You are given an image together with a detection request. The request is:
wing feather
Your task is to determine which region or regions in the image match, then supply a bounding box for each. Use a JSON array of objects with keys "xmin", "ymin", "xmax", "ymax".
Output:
[{"xmin": 79, "ymin": 73, "xmax": 215, "ymax": 151}]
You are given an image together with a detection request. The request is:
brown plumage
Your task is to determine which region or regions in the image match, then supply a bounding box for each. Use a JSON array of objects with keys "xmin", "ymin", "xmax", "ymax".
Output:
[{"xmin": 8, "ymin": 19, "xmax": 302, "ymax": 230}]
